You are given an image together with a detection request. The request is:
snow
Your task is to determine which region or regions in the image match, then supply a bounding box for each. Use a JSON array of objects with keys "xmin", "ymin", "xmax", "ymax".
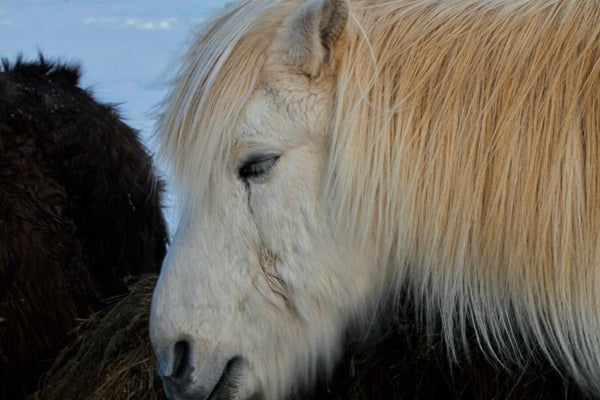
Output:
[{"xmin": 0, "ymin": 0, "xmax": 227, "ymax": 231}]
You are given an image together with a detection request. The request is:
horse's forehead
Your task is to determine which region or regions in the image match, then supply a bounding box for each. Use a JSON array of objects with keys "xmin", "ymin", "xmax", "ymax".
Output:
[
  {"xmin": 238, "ymin": 82, "xmax": 320, "ymax": 138},
  {"xmin": 231, "ymin": 54, "xmax": 336, "ymax": 149},
  {"xmin": 238, "ymin": 89, "xmax": 281, "ymax": 139}
]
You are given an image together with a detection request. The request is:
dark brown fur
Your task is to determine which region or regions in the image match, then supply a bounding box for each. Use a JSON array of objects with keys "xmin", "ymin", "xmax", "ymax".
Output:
[{"xmin": 0, "ymin": 56, "xmax": 168, "ymax": 398}]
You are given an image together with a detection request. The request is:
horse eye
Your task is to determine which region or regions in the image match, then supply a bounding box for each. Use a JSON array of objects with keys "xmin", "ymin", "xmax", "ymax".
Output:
[{"xmin": 238, "ymin": 154, "xmax": 280, "ymax": 180}]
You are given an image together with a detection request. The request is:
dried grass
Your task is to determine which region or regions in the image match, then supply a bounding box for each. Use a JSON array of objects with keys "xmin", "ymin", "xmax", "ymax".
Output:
[{"xmin": 31, "ymin": 275, "xmax": 165, "ymax": 400}]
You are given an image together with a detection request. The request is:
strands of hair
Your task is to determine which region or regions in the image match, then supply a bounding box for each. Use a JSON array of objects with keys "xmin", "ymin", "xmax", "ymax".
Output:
[
  {"xmin": 158, "ymin": 0, "xmax": 298, "ymax": 214},
  {"xmin": 326, "ymin": 0, "xmax": 600, "ymax": 394}
]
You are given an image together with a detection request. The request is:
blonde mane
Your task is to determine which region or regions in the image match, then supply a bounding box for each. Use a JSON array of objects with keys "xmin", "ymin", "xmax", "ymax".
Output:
[
  {"xmin": 159, "ymin": 0, "xmax": 600, "ymax": 394},
  {"xmin": 326, "ymin": 0, "xmax": 600, "ymax": 390},
  {"xmin": 158, "ymin": 0, "xmax": 299, "ymax": 212}
]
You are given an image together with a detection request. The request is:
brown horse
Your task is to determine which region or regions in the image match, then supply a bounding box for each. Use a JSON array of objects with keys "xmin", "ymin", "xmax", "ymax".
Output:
[{"xmin": 0, "ymin": 57, "xmax": 168, "ymax": 398}]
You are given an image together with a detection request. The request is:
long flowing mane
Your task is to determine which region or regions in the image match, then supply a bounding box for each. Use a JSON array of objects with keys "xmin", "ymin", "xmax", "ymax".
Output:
[
  {"xmin": 159, "ymin": 0, "xmax": 600, "ymax": 394},
  {"xmin": 325, "ymin": 0, "xmax": 600, "ymax": 391}
]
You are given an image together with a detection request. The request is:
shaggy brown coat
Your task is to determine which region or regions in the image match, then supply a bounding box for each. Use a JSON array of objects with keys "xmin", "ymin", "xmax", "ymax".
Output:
[{"xmin": 0, "ymin": 57, "xmax": 168, "ymax": 398}]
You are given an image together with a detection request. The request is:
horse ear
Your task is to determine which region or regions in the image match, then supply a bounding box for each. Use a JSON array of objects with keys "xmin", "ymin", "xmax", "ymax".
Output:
[{"xmin": 284, "ymin": 0, "xmax": 348, "ymax": 79}]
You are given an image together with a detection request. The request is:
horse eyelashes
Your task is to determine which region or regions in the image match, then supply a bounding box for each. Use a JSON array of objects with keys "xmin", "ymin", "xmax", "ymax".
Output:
[{"xmin": 238, "ymin": 154, "xmax": 280, "ymax": 181}]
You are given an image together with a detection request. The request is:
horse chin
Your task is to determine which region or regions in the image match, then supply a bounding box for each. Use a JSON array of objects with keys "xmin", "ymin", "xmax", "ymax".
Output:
[{"xmin": 162, "ymin": 355, "xmax": 254, "ymax": 400}]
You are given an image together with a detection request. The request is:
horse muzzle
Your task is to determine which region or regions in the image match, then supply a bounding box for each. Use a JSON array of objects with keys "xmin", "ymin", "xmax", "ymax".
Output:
[{"xmin": 155, "ymin": 339, "xmax": 247, "ymax": 400}]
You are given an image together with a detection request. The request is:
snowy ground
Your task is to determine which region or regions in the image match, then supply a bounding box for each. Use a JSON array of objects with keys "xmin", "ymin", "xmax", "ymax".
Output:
[{"xmin": 1, "ymin": 0, "xmax": 227, "ymax": 231}]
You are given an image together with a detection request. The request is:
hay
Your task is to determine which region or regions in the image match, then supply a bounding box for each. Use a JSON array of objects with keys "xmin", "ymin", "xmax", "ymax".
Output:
[
  {"xmin": 31, "ymin": 275, "xmax": 165, "ymax": 400},
  {"xmin": 33, "ymin": 276, "xmax": 581, "ymax": 399}
]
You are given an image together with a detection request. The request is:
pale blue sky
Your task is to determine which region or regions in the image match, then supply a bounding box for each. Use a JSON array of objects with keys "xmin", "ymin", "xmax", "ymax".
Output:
[
  {"xmin": 1, "ymin": 0, "xmax": 226, "ymax": 231},
  {"xmin": 1, "ymin": 0, "xmax": 224, "ymax": 142}
]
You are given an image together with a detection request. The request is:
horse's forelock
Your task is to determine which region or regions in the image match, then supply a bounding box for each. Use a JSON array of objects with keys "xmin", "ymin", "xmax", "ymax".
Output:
[{"xmin": 158, "ymin": 0, "xmax": 302, "ymax": 214}]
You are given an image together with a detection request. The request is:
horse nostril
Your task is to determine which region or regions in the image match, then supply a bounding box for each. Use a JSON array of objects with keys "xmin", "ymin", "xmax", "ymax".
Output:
[
  {"xmin": 160, "ymin": 348, "xmax": 248, "ymax": 400},
  {"xmin": 171, "ymin": 340, "xmax": 191, "ymax": 379}
]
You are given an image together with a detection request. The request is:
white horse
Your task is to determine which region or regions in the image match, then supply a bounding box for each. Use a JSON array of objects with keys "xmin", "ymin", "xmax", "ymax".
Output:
[{"xmin": 150, "ymin": 0, "xmax": 600, "ymax": 398}]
